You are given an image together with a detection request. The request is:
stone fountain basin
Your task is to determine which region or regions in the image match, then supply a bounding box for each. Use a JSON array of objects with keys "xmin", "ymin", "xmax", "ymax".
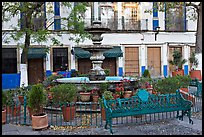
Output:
[{"xmin": 56, "ymin": 76, "xmax": 136, "ymax": 84}]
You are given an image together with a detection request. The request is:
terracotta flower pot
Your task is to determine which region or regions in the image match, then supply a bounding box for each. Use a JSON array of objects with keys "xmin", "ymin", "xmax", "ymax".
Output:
[
  {"xmin": 180, "ymin": 87, "xmax": 188, "ymax": 93},
  {"xmin": 6, "ymin": 106, "xmax": 21, "ymax": 116},
  {"xmin": 180, "ymin": 90, "xmax": 195, "ymax": 106},
  {"xmin": 31, "ymin": 113, "xmax": 48, "ymax": 130},
  {"xmin": 80, "ymin": 92, "xmax": 91, "ymax": 102},
  {"xmin": 2, "ymin": 109, "xmax": 6, "ymax": 124},
  {"xmin": 61, "ymin": 106, "xmax": 75, "ymax": 122},
  {"xmin": 123, "ymin": 91, "xmax": 132, "ymax": 98},
  {"xmin": 18, "ymin": 96, "xmax": 24, "ymax": 104},
  {"xmin": 189, "ymin": 70, "xmax": 202, "ymax": 81},
  {"xmin": 101, "ymin": 108, "xmax": 106, "ymax": 120},
  {"xmin": 92, "ymin": 95, "xmax": 99, "ymax": 102},
  {"xmin": 172, "ymin": 69, "xmax": 184, "ymax": 76}
]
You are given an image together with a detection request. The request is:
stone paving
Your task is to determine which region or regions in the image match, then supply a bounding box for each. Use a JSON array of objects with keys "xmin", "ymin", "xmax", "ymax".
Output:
[{"xmin": 2, "ymin": 111, "xmax": 202, "ymax": 135}]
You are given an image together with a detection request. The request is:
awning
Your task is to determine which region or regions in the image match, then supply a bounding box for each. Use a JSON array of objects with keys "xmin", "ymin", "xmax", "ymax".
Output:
[
  {"xmin": 73, "ymin": 46, "xmax": 123, "ymax": 58},
  {"xmin": 103, "ymin": 46, "xmax": 123, "ymax": 58},
  {"xmin": 73, "ymin": 47, "xmax": 91, "ymax": 58},
  {"xmin": 27, "ymin": 48, "xmax": 47, "ymax": 59}
]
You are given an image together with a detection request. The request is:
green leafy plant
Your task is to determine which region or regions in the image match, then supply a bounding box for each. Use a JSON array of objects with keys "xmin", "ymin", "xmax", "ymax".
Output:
[
  {"xmin": 138, "ymin": 77, "xmax": 153, "ymax": 89},
  {"xmin": 81, "ymin": 83, "xmax": 91, "ymax": 93},
  {"xmin": 142, "ymin": 69, "xmax": 151, "ymax": 78},
  {"xmin": 2, "ymin": 91, "xmax": 7, "ymax": 109},
  {"xmin": 51, "ymin": 84, "xmax": 77, "ymax": 104},
  {"xmin": 168, "ymin": 50, "xmax": 187, "ymax": 71},
  {"xmin": 104, "ymin": 69, "xmax": 110, "ymax": 76},
  {"xmin": 99, "ymin": 90, "xmax": 114, "ymax": 108},
  {"xmin": 154, "ymin": 77, "xmax": 180, "ymax": 94},
  {"xmin": 27, "ymin": 83, "xmax": 47, "ymax": 115},
  {"xmin": 42, "ymin": 74, "xmax": 63, "ymax": 88},
  {"xmin": 189, "ymin": 51, "xmax": 199, "ymax": 70},
  {"xmin": 5, "ymin": 89, "xmax": 16, "ymax": 107},
  {"xmin": 99, "ymin": 82, "xmax": 110, "ymax": 95},
  {"xmin": 175, "ymin": 75, "xmax": 192, "ymax": 88}
]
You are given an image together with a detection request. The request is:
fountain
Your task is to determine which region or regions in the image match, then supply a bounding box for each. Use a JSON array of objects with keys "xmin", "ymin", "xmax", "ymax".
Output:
[
  {"xmin": 55, "ymin": 9, "xmax": 139, "ymax": 92},
  {"xmin": 82, "ymin": 20, "xmax": 111, "ymax": 81}
]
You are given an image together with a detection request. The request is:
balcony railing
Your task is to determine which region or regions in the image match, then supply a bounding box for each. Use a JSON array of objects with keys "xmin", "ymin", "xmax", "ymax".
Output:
[{"xmin": 84, "ymin": 18, "xmax": 148, "ymax": 31}]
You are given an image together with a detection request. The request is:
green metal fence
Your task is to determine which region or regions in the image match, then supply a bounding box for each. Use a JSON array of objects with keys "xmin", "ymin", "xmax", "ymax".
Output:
[{"xmin": 4, "ymin": 90, "xmax": 202, "ymax": 127}]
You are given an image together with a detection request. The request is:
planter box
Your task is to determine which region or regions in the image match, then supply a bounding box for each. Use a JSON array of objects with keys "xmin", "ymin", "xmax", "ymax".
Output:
[
  {"xmin": 189, "ymin": 70, "xmax": 202, "ymax": 81},
  {"xmin": 172, "ymin": 69, "xmax": 184, "ymax": 76}
]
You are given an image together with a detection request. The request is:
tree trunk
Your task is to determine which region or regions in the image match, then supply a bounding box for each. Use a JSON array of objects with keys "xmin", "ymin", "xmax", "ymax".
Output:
[
  {"xmin": 195, "ymin": 3, "xmax": 202, "ymax": 73},
  {"xmin": 195, "ymin": 2, "xmax": 202, "ymax": 53}
]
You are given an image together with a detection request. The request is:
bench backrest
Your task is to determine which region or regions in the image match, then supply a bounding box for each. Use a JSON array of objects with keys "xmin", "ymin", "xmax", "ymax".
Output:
[{"xmin": 102, "ymin": 89, "xmax": 192, "ymax": 112}]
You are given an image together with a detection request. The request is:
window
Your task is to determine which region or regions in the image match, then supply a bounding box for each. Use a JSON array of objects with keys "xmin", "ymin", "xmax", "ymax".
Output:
[
  {"xmin": 20, "ymin": 2, "xmax": 46, "ymax": 31},
  {"xmin": 165, "ymin": 3, "xmax": 186, "ymax": 31},
  {"xmin": 53, "ymin": 48, "xmax": 68, "ymax": 72},
  {"xmin": 2, "ymin": 48, "xmax": 17, "ymax": 73}
]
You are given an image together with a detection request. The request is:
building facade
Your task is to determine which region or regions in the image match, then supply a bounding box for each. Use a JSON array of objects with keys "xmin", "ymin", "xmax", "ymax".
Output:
[{"xmin": 2, "ymin": 2, "xmax": 198, "ymax": 89}]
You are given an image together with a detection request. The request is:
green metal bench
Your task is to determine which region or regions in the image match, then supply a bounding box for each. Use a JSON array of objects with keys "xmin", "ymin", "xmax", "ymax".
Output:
[
  {"xmin": 189, "ymin": 78, "xmax": 202, "ymax": 97},
  {"xmin": 102, "ymin": 89, "xmax": 193, "ymax": 134}
]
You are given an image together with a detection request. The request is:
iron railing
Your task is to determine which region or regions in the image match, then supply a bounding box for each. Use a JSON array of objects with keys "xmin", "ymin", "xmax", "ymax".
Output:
[
  {"xmin": 4, "ymin": 88, "xmax": 202, "ymax": 127},
  {"xmin": 83, "ymin": 18, "xmax": 148, "ymax": 31}
]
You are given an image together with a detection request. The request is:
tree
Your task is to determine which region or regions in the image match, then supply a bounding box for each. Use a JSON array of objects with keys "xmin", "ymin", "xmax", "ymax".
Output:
[
  {"xmin": 146, "ymin": 2, "xmax": 202, "ymax": 70},
  {"xmin": 2, "ymin": 2, "xmax": 91, "ymax": 65}
]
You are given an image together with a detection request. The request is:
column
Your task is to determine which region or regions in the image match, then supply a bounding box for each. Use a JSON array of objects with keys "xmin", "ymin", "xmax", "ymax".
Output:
[
  {"xmin": 140, "ymin": 44, "xmax": 146, "ymax": 76},
  {"xmin": 162, "ymin": 43, "xmax": 168, "ymax": 77},
  {"xmin": 183, "ymin": 45, "xmax": 189, "ymax": 75}
]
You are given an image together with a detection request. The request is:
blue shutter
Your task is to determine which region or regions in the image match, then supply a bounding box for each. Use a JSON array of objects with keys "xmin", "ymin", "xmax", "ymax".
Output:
[{"xmin": 54, "ymin": 2, "xmax": 61, "ymax": 30}]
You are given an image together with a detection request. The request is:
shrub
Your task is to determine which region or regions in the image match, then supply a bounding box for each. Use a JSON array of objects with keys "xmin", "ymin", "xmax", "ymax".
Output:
[
  {"xmin": 51, "ymin": 84, "xmax": 77, "ymax": 104},
  {"xmin": 154, "ymin": 77, "xmax": 180, "ymax": 94},
  {"xmin": 2, "ymin": 91, "xmax": 7, "ymax": 109},
  {"xmin": 142, "ymin": 69, "xmax": 151, "ymax": 78},
  {"xmin": 27, "ymin": 83, "xmax": 47, "ymax": 115}
]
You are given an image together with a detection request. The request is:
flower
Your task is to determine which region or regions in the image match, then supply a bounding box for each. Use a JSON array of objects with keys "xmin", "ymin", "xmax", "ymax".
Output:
[{"xmin": 91, "ymin": 88, "xmax": 98, "ymax": 96}]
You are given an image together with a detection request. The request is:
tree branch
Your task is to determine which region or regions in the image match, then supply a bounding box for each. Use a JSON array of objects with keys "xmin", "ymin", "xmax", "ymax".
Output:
[{"xmin": 186, "ymin": 2, "xmax": 199, "ymax": 13}]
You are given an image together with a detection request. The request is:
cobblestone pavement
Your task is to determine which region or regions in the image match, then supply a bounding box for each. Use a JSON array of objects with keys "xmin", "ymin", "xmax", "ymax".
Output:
[{"xmin": 2, "ymin": 111, "xmax": 202, "ymax": 135}]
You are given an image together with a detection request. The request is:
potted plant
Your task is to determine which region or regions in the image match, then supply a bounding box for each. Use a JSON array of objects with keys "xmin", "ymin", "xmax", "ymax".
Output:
[
  {"xmin": 142, "ymin": 69, "xmax": 151, "ymax": 78},
  {"xmin": 121, "ymin": 79, "xmax": 133, "ymax": 98},
  {"xmin": 16, "ymin": 83, "xmax": 29, "ymax": 105},
  {"xmin": 154, "ymin": 77, "xmax": 181, "ymax": 94},
  {"xmin": 175, "ymin": 75, "xmax": 192, "ymax": 92},
  {"xmin": 79, "ymin": 83, "xmax": 91, "ymax": 102},
  {"xmin": 5, "ymin": 89, "xmax": 21, "ymax": 117},
  {"xmin": 51, "ymin": 83, "xmax": 77, "ymax": 122},
  {"xmin": 27, "ymin": 83, "xmax": 48, "ymax": 130},
  {"xmin": 99, "ymin": 90, "xmax": 114, "ymax": 120},
  {"xmin": 99, "ymin": 82, "xmax": 110, "ymax": 96},
  {"xmin": 91, "ymin": 88, "xmax": 99, "ymax": 110},
  {"xmin": 2, "ymin": 91, "xmax": 7, "ymax": 124},
  {"xmin": 168, "ymin": 50, "xmax": 187, "ymax": 76},
  {"xmin": 189, "ymin": 51, "xmax": 201, "ymax": 81},
  {"xmin": 114, "ymin": 82, "xmax": 124, "ymax": 99}
]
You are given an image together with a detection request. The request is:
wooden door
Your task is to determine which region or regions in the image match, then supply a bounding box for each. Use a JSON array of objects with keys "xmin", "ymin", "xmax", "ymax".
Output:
[
  {"xmin": 103, "ymin": 58, "xmax": 116, "ymax": 76},
  {"xmin": 78, "ymin": 58, "xmax": 116, "ymax": 76},
  {"xmin": 125, "ymin": 47, "xmax": 139, "ymax": 76},
  {"xmin": 147, "ymin": 47, "xmax": 161, "ymax": 77},
  {"xmin": 28, "ymin": 58, "xmax": 44, "ymax": 85},
  {"xmin": 190, "ymin": 46, "xmax": 196, "ymax": 70},
  {"xmin": 78, "ymin": 58, "xmax": 92, "ymax": 75}
]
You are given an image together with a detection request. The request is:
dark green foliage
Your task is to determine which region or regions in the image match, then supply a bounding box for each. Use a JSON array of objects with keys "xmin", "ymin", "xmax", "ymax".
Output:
[
  {"xmin": 154, "ymin": 77, "xmax": 180, "ymax": 94},
  {"xmin": 175, "ymin": 75, "xmax": 192, "ymax": 88},
  {"xmin": 104, "ymin": 69, "xmax": 110, "ymax": 76},
  {"xmin": 99, "ymin": 82, "xmax": 110, "ymax": 94},
  {"xmin": 50, "ymin": 84, "xmax": 77, "ymax": 104},
  {"xmin": 27, "ymin": 83, "xmax": 47, "ymax": 114},
  {"xmin": 42, "ymin": 74, "xmax": 63, "ymax": 88},
  {"xmin": 168, "ymin": 50, "xmax": 187, "ymax": 70},
  {"xmin": 99, "ymin": 90, "xmax": 114, "ymax": 108},
  {"xmin": 142, "ymin": 69, "xmax": 151, "ymax": 78},
  {"xmin": 2, "ymin": 91, "xmax": 7, "ymax": 108},
  {"xmin": 5, "ymin": 90, "xmax": 16, "ymax": 106},
  {"xmin": 189, "ymin": 51, "xmax": 199, "ymax": 69}
]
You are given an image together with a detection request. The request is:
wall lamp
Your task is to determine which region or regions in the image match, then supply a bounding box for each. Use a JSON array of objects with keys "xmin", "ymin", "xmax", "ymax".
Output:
[{"xmin": 155, "ymin": 26, "xmax": 160, "ymax": 41}]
